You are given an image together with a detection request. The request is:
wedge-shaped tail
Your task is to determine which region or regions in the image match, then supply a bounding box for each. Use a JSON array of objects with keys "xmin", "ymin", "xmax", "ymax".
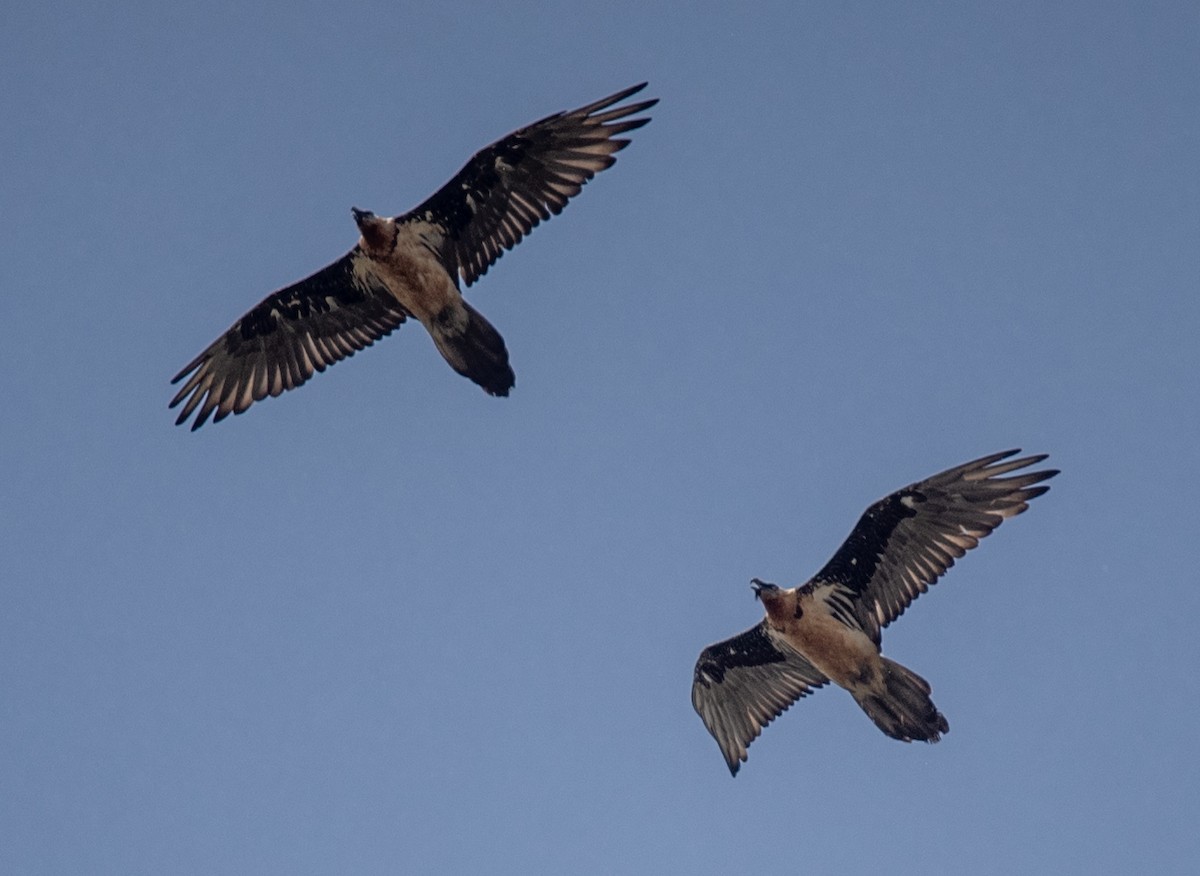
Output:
[
  {"xmin": 851, "ymin": 658, "xmax": 949, "ymax": 743},
  {"xmin": 429, "ymin": 301, "xmax": 515, "ymax": 397}
]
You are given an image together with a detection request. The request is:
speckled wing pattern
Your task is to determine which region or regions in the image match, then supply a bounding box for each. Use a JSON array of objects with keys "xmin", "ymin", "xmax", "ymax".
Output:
[
  {"xmin": 408, "ymin": 83, "xmax": 657, "ymax": 287},
  {"xmin": 809, "ymin": 449, "xmax": 1059, "ymax": 645},
  {"xmin": 692, "ymin": 622, "xmax": 829, "ymax": 776},
  {"xmin": 169, "ymin": 251, "xmax": 410, "ymax": 430}
]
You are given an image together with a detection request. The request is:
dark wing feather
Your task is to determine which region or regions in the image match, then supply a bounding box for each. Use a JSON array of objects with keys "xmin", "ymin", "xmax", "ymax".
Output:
[
  {"xmin": 809, "ymin": 450, "xmax": 1058, "ymax": 644},
  {"xmin": 692, "ymin": 622, "xmax": 828, "ymax": 776},
  {"xmin": 406, "ymin": 83, "xmax": 657, "ymax": 287},
  {"xmin": 169, "ymin": 250, "xmax": 410, "ymax": 430}
]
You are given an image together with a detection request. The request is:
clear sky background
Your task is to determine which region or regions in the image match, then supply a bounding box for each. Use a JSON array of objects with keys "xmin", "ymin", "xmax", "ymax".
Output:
[{"xmin": 3, "ymin": 2, "xmax": 1197, "ymax": 873}]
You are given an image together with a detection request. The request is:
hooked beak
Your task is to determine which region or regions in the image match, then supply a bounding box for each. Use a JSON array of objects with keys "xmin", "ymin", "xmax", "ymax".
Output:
[
  {"xmin": 351, "ymin": 207, "xmax": 374, "ymax": 226},
  {"xmin": 750, "ymin": 578, "xmax": 778, "ymax": 600}
]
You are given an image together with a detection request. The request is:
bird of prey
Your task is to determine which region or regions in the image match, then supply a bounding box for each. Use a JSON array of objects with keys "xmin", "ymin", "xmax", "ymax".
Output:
[
  {"xmin": 692, "ymin": 449, "xmax": 1057, "ymax": 776},
  {"xmin": 169, "ymin": 83, "xmax": 656, "ymax": 430}
]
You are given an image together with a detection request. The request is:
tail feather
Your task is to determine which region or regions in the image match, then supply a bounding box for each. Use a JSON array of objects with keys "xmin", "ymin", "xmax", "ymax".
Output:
[
  {"xmin": 430, "ymin": 301, "xmax": 515, "ymax": 396},
  {"xmin": 853, "ymin": 658, "xmax": 949, "ymax": 743}
]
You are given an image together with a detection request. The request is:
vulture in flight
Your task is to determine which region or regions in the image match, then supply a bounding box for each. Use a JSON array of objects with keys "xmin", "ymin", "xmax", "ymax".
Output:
[
  {"xmin": 170, "ymin": 84, "xmax": 656, "ymax": 430},
  {"xmin": 692, "ymin": 450, "xmax": 1058, "ymax": 776}
]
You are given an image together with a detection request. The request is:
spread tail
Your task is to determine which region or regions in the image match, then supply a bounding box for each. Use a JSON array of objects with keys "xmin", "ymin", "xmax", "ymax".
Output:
[
  {"xmin": 430, "ymin": 301, "xmax": 515, "ymax": 396},
  {"xmin": 852, "ymin": 658, "xmax": 949, "ymax": 743}
]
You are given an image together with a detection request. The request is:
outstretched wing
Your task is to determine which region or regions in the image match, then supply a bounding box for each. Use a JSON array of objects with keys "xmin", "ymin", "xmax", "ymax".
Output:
[
  {"xmin": 809, "ymin": 449, "xmax": 1058, "ymax": 644},
  {"xmin": 692, "ymin": 622, "xmax": 829, "ymax": 776},
  {"xmin": 406, "ymin": 82, "xmax": 657, "ymax": 287},
  {"xmin": 169, "ymin": 250, "xmax": 410, "ymax": 430}
]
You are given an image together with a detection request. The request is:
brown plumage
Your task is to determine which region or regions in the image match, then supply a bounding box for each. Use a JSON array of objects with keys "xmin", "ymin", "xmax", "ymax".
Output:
[
  {"xmin": 170, "ymin": 84, "xmax": 656, "ymax": 430},
  {"xmin": 692, "ymin": 449, "xmax": 1058, "ymax": 775}
]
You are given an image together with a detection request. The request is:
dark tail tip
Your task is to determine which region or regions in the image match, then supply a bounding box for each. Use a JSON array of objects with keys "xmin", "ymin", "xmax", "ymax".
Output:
[{"xmin": 479, "ymin": 365, "xmax": 515, "ymax": 397}]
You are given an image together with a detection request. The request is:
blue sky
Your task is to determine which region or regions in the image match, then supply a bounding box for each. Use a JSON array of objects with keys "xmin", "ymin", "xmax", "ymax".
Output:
[{"xmin": 2, "ymin": 1, "xmax": 1198, "ymax": 873}]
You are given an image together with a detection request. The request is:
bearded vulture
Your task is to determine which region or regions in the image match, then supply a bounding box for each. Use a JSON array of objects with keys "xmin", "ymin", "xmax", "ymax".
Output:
[
  {"xmin": 170, "ymin": 83, "xmax": 656, "ymax": 430},
  {"xmin": 692, "ymin": 449, "xmax": 1057, "ymax": 775}
]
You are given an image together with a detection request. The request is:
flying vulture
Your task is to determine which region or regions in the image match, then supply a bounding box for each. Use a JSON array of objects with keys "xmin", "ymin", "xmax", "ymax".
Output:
[
  {"xmin": 170, "ymin": 83, "xmax": 656, "ymax": 430},
  {"xmin": 692, "ymin": 449, "xmax": 1058, "ymax": 775}
]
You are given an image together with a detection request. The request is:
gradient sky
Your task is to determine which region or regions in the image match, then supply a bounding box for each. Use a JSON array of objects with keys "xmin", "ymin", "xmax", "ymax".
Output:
[{"xmin": 3, "ymin": 2, "xmax": 1198, "ymax": 874}]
